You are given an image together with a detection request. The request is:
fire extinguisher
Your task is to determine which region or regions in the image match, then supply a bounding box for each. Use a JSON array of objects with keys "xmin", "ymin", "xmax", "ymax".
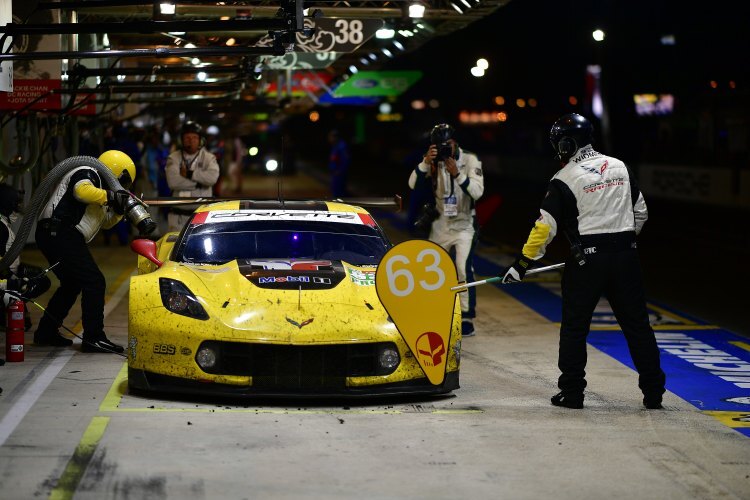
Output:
[{"xmin": 6, "ymin": 297, "xmax": 25, "ymax": 362}]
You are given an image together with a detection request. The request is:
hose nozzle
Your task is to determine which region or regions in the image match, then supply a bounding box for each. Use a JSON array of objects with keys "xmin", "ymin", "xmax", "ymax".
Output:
[{"xmin": 123, "ymin": 196, "xmax": 157, "ymax": 236}]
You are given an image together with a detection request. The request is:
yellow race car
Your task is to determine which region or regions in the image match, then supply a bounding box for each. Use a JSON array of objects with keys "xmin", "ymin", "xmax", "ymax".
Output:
[{"xmin": 128, "ymin": 200, "xmax": 461, "ymax": 397}]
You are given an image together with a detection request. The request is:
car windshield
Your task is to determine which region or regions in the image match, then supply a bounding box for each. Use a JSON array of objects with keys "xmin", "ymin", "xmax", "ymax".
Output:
[{"xmin": 177, "ymin": 219, "xmax": 389, "ymax": 266}]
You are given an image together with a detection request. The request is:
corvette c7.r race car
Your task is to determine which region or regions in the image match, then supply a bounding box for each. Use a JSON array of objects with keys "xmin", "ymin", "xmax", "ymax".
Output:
[{"xmin": 128, "ymin": 200, "xmax": 462, "ymax": 397}]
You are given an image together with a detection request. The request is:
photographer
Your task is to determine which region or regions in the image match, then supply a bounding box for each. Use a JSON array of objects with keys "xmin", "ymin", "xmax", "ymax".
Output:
[{"xmin": 408, "ymin": 123, "xmax": 484, "ymax": 337}]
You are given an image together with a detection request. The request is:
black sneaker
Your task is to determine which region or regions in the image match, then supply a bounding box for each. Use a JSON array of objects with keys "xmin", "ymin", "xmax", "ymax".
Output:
[
  {"xmin": 81, "ymin": 336, "xmax": 124, "ymax": 354},
  {"xmin": 551, "ymin": 391, "xmax": 584, "ymax": 409},
  {"xmin": 461, "ymin": 320, "xmax": 475, "ymax": 337},
  {"xmin": 34, "ymin": 330, "xmax": 73, "ymax": 347},
  {"xmin": 643, "ymin": 395, "xmax": 663, "ymax": 409}
]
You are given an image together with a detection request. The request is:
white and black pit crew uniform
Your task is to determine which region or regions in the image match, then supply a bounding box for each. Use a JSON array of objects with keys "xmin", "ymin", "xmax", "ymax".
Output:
[
  {"xmin": 519, "ymin": 145, "xmax": 665, "ymax": 398},
  {"xmin": 408, "ymin": 146, "xmax": 484, "ymax": 318},
  {"xmin": 35, "ymin": 166, "xmax": 122, "ymax": 341}
]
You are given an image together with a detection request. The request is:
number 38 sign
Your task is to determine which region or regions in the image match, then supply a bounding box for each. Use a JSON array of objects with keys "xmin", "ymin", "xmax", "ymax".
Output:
[{"xmin": 375, "ymin": 240, "xmax": 459, "ymax": 385}]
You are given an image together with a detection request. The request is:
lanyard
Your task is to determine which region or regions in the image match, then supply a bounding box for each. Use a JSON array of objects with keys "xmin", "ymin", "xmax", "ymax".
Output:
[{"xmin": 181, "ymin": 150, "xmax": 200, "ymax": 171}]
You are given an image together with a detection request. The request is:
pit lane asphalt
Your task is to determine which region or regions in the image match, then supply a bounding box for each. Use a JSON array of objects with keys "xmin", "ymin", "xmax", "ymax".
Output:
[{"xmin": 0, "ymin": 172, "xmax": 748, "ymax": 499}]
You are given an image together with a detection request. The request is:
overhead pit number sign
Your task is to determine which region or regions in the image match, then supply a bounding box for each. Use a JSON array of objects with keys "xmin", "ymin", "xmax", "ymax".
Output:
[
  {"xmin": 375, "ymin": 240, "xmax": 459, "ymax": 385},
  {"xmin": 255, "ymin": 17, "xmax": 384, "ymax": 54}
]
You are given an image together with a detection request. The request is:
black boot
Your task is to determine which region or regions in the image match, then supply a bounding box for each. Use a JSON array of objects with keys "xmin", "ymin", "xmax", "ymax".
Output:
[
  {"xmin": 34, "ymin": 328, "xmax": 73, "ymax": 347},
  {"xmin": 81, "ymin": 335, "xmax": 124, "ymax": 353},
  {"xmin": 551, "ymin": 391, "xmax": 584, "ymax": 409},
  {"xmin": 643, "ymin": 394, "xmax": 663, "ymax": 409}
]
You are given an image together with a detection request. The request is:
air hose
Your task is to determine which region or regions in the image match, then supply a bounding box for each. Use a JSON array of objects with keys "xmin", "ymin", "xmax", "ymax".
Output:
[{"xmin": 0, "ymin": 155, "xmax": 133, "ymax": 274}]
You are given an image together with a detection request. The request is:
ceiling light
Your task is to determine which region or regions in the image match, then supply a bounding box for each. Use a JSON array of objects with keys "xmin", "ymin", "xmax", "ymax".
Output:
[
  {"xmin": 185, "ymin": 43, "xmax": 196, "ymax": 49},
  {"xmin": 393, "ymin": 40, "xmax": 405, "ymax": 51},
  {"xmin": 191, "ymin": 58, "xmax": 201, "ymax": 65},
  {"xmin": 450, "ymin": 2, "xmax": 464, "ymax": 14},
  {"xmin": 360, "ymin": 57, "xmax": 370, "ymax": 65},
  {"xmin": 168, "ymin": 31, "xmax": 185, "ymax": 35},
  {"xmin": 460, "ymin": 0, "xmax": 472, "ymax": 9},
  {"xmin": 376, "ymin": 28, "xmax": 395, "ymax": 39},
  {"xmin": 159, "ymin": 2, "xmax": 176, "ymax": 15},
  {"xmin": 197, "ymin": 72, "xmax": 207, "ymax": 81},
  {"xmin": 349, "ymin": 65, "xmax": 358, "ymax": 74},
  {"xmin": 381, "ymin": 48, "xmax": 393, "ymax": 58},
  {"xmin": 408, "ymin": 2, "xmax": 426, "ymax": 18},
  {"xmin": 476, "ymin": 58, "xmax": 488, "ymax": 70},
  {"xmin": 225, "ymin": 38, "xmax": 236, "ymax": 46},
  {"xmin": 470, "ymin": 66, "xmax": 484, "ymax": 77}
]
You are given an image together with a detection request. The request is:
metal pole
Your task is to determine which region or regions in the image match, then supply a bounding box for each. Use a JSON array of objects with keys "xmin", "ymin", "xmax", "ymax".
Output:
[
  {"xmin": 450, "ymin": 263, "xmax": 566, "ymax": 291},
  {"xmin": 0, "ymin": 46, "xmax": 284, "ymax": 62}
]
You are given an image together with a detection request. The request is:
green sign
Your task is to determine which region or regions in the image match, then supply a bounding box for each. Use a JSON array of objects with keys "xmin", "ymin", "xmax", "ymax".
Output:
[{"xmin": 333, "ymin": 71, "xmax": 422, "ymax": 97}]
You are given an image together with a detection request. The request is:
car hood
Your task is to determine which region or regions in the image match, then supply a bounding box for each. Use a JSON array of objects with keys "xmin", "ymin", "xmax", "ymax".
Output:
[{"xmin": 179, "ymin": 259, "xmax": 388, "ymax": 337}]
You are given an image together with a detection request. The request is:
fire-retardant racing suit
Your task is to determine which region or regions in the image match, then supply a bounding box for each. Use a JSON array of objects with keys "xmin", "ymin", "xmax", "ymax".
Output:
[
  {"xmin": 34, "ymin": 155, "xmax": 133, "ymax": 352},
  {"xmin": 409, "ymin": 146, "xmax": 484, "ymax": 334},
  {"xmin": 505, "ymin": 142, "xmax": 665, "ymax": 408}
]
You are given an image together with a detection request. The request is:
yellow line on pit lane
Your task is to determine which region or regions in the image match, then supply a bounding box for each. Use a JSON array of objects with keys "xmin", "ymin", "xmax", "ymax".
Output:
[
  {"xmin": 49, "ymin": 416, "xmax": 110, "ymax": 500},
  {"xmin": 646, "ymin": 302, "xmax": 697, "ymax": 325},
  {"xmin": 730, "ymin": 341, "xmax": 750, "ymax": 353},
  {"xmin": 703, "ymin": 411, "xmax": 750, "ymax": 428},
  {"xmin": 100, "ymin": 363, "xmax": 483, "ymax": 414}
]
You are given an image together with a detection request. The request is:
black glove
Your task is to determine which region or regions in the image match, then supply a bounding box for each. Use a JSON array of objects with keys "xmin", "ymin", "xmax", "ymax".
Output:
[
  {"xmin": 18, "ymin": 275, "xmax": 50, "ymax": 298},
  {"xmin": 501, "ymin": 256, "xmax": 532, "ymax": 284},
  {"xmin": 107, "ymin": 190, "xmax": 131, "ymax": 215}
]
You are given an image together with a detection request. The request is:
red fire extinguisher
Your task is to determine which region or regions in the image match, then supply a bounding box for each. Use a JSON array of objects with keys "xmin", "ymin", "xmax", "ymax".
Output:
[{"xmin": 6, "ymin": 297, "xmax": 25, "ymax": 362}]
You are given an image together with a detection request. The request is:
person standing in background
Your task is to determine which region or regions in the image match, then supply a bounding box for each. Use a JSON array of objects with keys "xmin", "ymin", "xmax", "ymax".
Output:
[
  {"xmin": 328, "ymin": 130, "xmax": 351, "ymax": 199},
  {"xmin": 165, "ymin": 121, "xmax": 220, "ymax": 232},
  {"xmin": 408, "ymin": 123, "xmax": 484, "ymax": 337}
]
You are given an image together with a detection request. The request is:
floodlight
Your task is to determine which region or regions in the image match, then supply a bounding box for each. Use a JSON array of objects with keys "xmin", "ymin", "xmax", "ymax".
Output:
[
  {"xmin": 159, "ymin": 2, "xmax": 175, "ymax": 15},
  {"xmin": 409, "ymin": 2, "xmax": 426, "ymax": 18}
]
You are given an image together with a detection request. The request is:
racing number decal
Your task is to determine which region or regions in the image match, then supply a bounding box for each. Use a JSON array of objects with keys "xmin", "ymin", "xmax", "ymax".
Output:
[{"xmin": 375, "ymin": 240, "xmax": 459, "ymax": 385}]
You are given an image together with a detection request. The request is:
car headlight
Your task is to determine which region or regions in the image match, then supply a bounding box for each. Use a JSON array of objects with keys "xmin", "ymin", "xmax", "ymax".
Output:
[{"xmin": 159, "ymin": 278, "xmax": 209, "ymax": 320}]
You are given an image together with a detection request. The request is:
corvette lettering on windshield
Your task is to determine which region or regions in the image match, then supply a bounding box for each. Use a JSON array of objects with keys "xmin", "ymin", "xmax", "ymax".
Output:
[{"xmin": 205, "ymin": 210, "xmax": 359, "ymax": 222}]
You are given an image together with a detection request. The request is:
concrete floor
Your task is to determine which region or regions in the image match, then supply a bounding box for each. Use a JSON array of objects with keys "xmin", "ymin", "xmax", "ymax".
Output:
[{"xmin": 0, "ymin": 173, "xmax": 748, "ymax": 499}]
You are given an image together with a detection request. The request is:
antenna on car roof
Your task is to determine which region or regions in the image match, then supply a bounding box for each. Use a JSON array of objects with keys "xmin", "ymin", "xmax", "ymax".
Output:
[{"xmin": 277, "ymin": 134, "xmax": 285, "ymax": 208}]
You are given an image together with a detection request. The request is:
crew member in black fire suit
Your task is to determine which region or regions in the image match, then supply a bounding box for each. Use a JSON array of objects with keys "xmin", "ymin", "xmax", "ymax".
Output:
[
  {"xmin": 502, "ymin": 113, "xmax": 665, "ymax": 409},
  {"xmin": 33, "ymin": 150, "xmax": 136, "ymax": 353}
]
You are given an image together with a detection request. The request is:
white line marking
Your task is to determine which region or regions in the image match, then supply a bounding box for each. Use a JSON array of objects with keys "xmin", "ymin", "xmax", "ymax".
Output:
[
  {"xmin": 0, "ymin": 273, "xmax": 132, "ymax": 447},
  {"xmin": 0, "ymin": 350, "xmax": 74, "ymax": 446}
]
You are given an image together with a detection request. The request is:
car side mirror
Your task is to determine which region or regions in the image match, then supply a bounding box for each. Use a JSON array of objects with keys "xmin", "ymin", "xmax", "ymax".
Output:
[{"xmin": 131, "ymin": 239, "xmax": 163, "ymax": 268}]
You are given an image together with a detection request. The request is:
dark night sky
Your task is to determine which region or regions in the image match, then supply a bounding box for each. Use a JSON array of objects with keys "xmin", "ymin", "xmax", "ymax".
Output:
[{"xmin": 386, "ymin": 0, "xmax": 750, "ymax": 110}]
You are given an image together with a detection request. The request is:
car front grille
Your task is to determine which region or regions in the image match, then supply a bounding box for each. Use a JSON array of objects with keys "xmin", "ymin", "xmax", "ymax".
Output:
[{"xmin": 199, "ymin": 342, "xmax": 396, "ymax": 389}]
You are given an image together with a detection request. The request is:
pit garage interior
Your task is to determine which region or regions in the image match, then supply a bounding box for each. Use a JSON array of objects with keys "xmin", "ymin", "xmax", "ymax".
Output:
[{"xmin": 1, "ymin": 1, "xmax": 749, "ymax": 499}]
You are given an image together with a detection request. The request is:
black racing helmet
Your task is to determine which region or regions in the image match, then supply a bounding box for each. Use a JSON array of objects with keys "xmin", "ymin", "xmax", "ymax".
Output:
[
  {"xmin": 429, "ymin": 123, "xmax": 455, "ymax": 145},
  {"xmin": 549, "ymin": 113, "xmax": 594, "ymax": 162}
]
